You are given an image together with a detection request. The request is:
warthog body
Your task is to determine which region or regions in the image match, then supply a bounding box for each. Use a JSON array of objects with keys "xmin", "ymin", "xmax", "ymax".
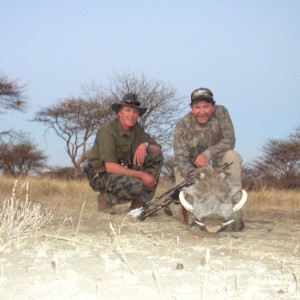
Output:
[{"xmin": 178, "ymin": 167, "xmax": 247, "ymax": 233}]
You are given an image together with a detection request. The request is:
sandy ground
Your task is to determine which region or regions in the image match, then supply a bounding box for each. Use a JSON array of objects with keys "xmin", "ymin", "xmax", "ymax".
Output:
[{"xmin": 0, "ymin": 202, "xmax": 299, "ymax": 300}]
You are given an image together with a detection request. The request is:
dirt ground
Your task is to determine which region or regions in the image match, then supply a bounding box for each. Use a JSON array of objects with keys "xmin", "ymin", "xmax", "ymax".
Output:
[{"xmin": 0, "ymin": 202, "xmax": 299, "ymax": 300}]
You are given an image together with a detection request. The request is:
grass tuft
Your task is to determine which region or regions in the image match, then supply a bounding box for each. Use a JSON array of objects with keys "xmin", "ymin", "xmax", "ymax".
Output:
[{"xmin": 0, "ymin": 180, "xmax": 53, "ymax": 243}]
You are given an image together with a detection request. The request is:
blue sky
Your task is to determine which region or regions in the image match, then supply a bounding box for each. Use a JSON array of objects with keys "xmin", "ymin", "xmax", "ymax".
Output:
[{"xmin": 1, "ymin": 0, "xmax": 299, "ymax": 167}]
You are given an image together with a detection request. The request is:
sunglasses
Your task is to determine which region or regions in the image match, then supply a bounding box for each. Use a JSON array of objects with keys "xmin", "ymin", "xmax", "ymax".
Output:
[{"xmin": 124, "ymin": 100, "xmax": 141, "ymax": 107}]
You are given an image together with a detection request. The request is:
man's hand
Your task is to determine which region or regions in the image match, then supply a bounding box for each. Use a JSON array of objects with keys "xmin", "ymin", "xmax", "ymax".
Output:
[
  {"xmin": 133, "ymin": 143, "xmax": 148, "ymax": 166},
  {"xmin": 194, "ymin": 152, "xmax": 209, "ymax": 168},
  {"xmin": 139, "ymin": 171, "xmax": 157, "ymax": 188}
]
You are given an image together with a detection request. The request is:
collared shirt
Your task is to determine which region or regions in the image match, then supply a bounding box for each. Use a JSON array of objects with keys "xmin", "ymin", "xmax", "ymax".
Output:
[
  {"xmin": 88, "ymin": 118, "xmax": 160, "ymax": 171},
  {"xmin": 173, "ymin": 105, "xmax": 236, "ymax": 178}
]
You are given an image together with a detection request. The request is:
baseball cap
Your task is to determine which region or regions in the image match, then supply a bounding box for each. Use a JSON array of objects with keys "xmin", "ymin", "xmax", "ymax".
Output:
[{"xmin": 191, "ymin": 88, "xmax": 215, "ymax": 105}]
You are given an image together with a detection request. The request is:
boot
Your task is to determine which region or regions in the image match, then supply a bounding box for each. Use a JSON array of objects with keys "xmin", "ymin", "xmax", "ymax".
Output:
[
  {"xmin": 129, "ymin": 199, "xmax": 145, "ymax": 210},
  {"xmin": 97, "ymin": 193, "xmax": 115, "ymax": 214}
]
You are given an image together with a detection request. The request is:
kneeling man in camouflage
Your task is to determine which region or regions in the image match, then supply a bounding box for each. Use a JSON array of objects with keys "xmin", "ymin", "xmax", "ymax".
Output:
[{"xmin": 88, "ymin": 93, "xmax": 163, "ymax": 213}]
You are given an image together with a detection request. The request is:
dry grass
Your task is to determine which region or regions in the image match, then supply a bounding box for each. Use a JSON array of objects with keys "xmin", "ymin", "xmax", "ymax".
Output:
[
  {"xmin": 0, "ymin": 176, "xmax": 95, "ymax": 212},
  {"xmin": 1, "ymin": 176, "xmax": 299, "ymax": 215},
  {"xmin": 244, "ymin": 188, "xmax": 300, "ymax": 218},
  {"xmin": 0, "ymin": 180, "xmax": 53, "ymax": 251}
]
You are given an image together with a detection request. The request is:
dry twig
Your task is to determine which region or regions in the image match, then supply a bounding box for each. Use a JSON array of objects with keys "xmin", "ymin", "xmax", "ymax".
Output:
[{"xmin": 109, "ymin": 222, "xmax": 137, "ymax": 278}]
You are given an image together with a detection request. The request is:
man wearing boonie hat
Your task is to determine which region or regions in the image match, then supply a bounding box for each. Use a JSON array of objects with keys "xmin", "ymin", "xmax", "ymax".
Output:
[
  {"xmin": 88, "ymin": 93, "xmax": 163, "ymax": 213},
  {"xmin": 170, "ymin": 87, "xmax": 244, "ymax": 230}
]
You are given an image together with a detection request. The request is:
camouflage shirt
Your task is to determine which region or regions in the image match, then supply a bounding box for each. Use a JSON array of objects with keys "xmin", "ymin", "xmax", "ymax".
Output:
[
  {"xmin": 88, "ymin": 118, "xmax": 160, "ymax": 172},
  {"xmin": 173, "ymin": 105, "xmax": 236, "ymax": 178}
]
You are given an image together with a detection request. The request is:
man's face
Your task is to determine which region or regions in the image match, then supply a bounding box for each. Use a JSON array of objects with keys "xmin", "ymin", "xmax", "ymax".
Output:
[
  {"xmin": 191, "ymin": 100, "xmax": 215, "ymax": 125},
  {"xmin": 118, "ymin": 106, "xmax": 140, "ymax": 130}
]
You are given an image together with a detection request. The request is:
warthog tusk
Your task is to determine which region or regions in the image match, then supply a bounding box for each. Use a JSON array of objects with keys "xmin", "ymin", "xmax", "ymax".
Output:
[
  {"xmin": 195, "ymin": 219, "xmax": 234, "ymax": 233},
  {"xmin": 232, "ymin": 189, "xmax": 248, "ymax": 212},
  {"xmin": 179, "ymin": 191, "xmax": 193, "ymax": 212},
  {"xmin": 195, "ymin": 221, "xmax": 205, "ymax": 227},
  {"xmin": 221, "ymin": 219, "xmax": 234, "ymax": 227}
]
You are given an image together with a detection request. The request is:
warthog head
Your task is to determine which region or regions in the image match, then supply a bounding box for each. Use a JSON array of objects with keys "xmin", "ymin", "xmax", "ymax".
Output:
[{"xmin": 179, "ymin": 168, "xmax": 247, "ymax": 233}]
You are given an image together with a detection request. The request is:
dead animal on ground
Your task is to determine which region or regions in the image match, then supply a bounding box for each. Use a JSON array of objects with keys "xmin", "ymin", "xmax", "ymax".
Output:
[{"xmin": 176, "ymin": 167, "xmax": 247, "ymax": 233}]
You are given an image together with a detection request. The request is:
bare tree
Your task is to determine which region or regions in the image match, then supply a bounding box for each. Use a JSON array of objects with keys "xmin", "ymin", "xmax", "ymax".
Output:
[
  {"xmin": 249, "ymin": 126, "xmax": 300, "ymax": 189},
  {"xmin": 0, "ymin": 73, "xmax": 27, "ymax": 141},
  {"xmin": 241, "ymin": 165, "xmax": 263, "ymax": 191},
  {"xmin": 290, "ymin": 126, "xmax": 300, "ymax": 143},
  {"xmin": 0, "ymin": 130, "xmax": 26, "ymax": 144},
  {"xmin": 34, "ymin": 72, "xmax": 186, "ymax": 176},
  {"xmin": 161, "ymin": 155, "xmax": 176, "ymax": 183},
  {"xmin": 33, "ymin": 96, "xmax": 114, "ymax": 177},
  {"xmin": 105, "ymin": 71, "xmax": 187, "ymax": 151},
  {"xmin": 0, "ymin": 139, "xmax": 47, "ymax": 176},
  {"xmin": 0, "ymin": 72, "xmax": 26, "ymax": 114}
]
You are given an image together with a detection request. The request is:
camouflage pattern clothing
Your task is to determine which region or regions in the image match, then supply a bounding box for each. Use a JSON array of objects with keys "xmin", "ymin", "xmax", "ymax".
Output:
[
  {"xmin": 173, "ymin": 105, "xmax": 242, "ymax": 196},
  {"xmin": 88, "ymin": 118, "xmax": 163, "ymax": 205}
]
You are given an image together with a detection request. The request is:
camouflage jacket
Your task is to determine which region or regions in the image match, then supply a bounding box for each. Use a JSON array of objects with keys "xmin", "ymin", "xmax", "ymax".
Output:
[{"xmin": 173, "ymin": 105, "xmax": 236, "ymax": 178}]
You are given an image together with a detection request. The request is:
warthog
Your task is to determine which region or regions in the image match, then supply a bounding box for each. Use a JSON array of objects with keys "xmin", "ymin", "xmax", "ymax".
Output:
[{"xmin": 177, "ymin": 167, "xmax": 247, "ymax": 233}]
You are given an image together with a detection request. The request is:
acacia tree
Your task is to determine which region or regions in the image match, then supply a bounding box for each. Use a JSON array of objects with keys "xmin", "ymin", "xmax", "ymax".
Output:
[
  {"xmin": 33, "ymin": 96, "xmax": 114, "ymax": 177},
  {"xmin": 34, "ymin": 72, "xmax": 185, "ymax": 176},
  {"xmin": 249, "ymin": 126, "xmax": 300, "ymax": 189},
  {"xmin": 0, "ymin": 139, "xmax": 47, "ymax": 176},
  {"xmin": 105, "ymin": 71, "xmax": 186, "ymax": 151},
  {"xmin": 0, "ymin": 73, "xmax": 27, "ymax": 140},
  {"xmin": 0, "ymin": 73, "xmax": 26, "ymax": 113}
]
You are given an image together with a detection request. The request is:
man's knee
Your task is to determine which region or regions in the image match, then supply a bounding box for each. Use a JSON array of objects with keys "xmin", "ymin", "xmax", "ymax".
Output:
[
  {"xmin": 89, "ymin": 173, "xmax": 107, "ymax": 192},
  {"xmin": 108, "ymin": 176, "xmax": 145, "ymax": 198},
  {"xmin": 222, "ymin": 150, "xmax": 243, "ymax": 165},
  {"xmin": 145, "ymin": 151, "xmax": 163, "ymax": 165},
  {"xmin": 174, "ymin": 167, "xmax": 185, "ymax": 186}
]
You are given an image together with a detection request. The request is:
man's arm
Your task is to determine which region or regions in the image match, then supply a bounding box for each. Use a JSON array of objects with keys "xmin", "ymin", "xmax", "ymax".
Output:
[
  {"xmin": 203, "ymin": 106, "xmax": 236, "ymax": 160},
  {"xmin": 173, "ymin": 121, "xmax": 196, "ymax": 178},
  {"xmin": 133, "ymin": 143, "xmax": 163, "ymax": 166},
  {"xmin": 88, "ymin": 129, "xmax": 104, "ymax": 170}
]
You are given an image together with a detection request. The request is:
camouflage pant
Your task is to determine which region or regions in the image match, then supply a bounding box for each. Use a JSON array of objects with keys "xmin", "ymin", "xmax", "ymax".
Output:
[
  {"xmin": 220, "ymin": 150, "xmax": 243, "ymax": 201},
  {"xmin": 91, "ymin": 152, "xmax": 163, "ymax": 205}
]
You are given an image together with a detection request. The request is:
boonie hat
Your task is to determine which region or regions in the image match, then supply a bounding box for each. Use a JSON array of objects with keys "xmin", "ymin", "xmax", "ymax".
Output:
[
  {"xmin": 191, "ymin": 88, "xmax": 215, "ymax": 105},
  {"xmin": 111, "ymin": 93, "xmax": 147, "ymax": 116}
]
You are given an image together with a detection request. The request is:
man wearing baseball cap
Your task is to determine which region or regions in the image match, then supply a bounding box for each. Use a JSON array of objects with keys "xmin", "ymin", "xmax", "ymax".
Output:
[
  {"xmin": 170, "ymin": 87, "xmax": 244, "ymax": 230},
  {"xmin": 88, "ymin": 93, "xmax": 163, "ymax": 213}
]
